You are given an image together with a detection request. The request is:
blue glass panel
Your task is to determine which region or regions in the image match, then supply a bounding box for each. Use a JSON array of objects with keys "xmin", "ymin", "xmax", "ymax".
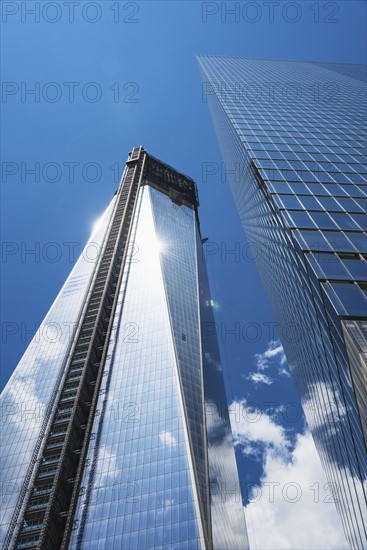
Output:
[
  {"xmin": 342, "ymin": 259, "xmax": 367, "ymax": 280},
  {"xmin": 198, "ymin": 55, "xmax": 367, "ymax": 549},
  {"xmin": 68, "ymin": 187, "xmax": 204, "ymax": 550},
  {"xmin": 322, "ymin": 283, "xmax": 367, "ymax": 317},
  {"xmin": 0, "ymin": 197, "xmax": 117, "ymax": 546}
]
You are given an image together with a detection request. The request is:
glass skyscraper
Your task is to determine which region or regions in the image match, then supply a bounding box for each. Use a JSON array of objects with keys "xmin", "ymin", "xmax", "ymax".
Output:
[
  {"xmin": 0, "ymin": 147, "xmax": 248, "ymax": 550},
  {"xmin": 198, "ymin": 56, "xmax": 367, "ymax": 549}
]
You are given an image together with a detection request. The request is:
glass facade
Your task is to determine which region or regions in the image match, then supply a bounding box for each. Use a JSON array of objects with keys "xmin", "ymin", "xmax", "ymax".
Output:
[
  {"xmin": 0, "ymin": 148, "xmax": 248, "ymax": 549},
  {"xmin": 198, "ymin": 56, "xmax": 367, "ymax": 549},
  {"xmin": 0, "ymin": 198, "xmax": 117, "ymax": 545}
]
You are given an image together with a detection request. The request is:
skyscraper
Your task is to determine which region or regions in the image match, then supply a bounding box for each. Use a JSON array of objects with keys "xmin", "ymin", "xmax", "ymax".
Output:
[
  {"xmin": 198, "ymin": 56, "xmax": 367, "ymax": 549},
  {"xmin": 0, "ymin": 147, "xmax": 248, "ymax": 550}
]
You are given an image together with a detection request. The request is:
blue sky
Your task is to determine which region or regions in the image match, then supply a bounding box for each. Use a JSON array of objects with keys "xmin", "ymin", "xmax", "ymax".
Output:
[{"xmin": 1, "ymin": 1, "xmax": 366, "ymax": 548}]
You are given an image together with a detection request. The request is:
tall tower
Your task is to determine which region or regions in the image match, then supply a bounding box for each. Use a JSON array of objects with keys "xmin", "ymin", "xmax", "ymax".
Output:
[
  {"xmin": 0, "ymin": 147, "xmax": 249, "ymax": 550},
  {"xmin": 198, "ymin": 56, "xmax": 367, "ymax": 549}
]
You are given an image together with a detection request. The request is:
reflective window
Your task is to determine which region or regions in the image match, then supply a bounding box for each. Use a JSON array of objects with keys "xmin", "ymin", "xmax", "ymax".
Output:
[
  {"xmin": 323, "ymin": 282, "xmax": 367, "ymax": 317},
  {"xmin": 299, "ymin": 196, "xmax": 324, "ymax": 210},
  {"xmin": 309, "ymin": 212, "xmax": 338, "ymax": 230},
  {"xmin": 0, "ymin": 197, "xmax": 117, "ymax": 544},
  {"xmin": 343, "ymin": 258, "xmax": 367, "ymax": 280},
  {"xmin": 286, "ymin": 211, "xmax": 316, "ymax": 229},
  {"xmin": 198, "ymin": 55, "xmax": 367, "ymax": 549}
]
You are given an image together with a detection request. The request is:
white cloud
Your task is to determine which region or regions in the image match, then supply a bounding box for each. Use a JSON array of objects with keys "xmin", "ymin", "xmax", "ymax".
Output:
[
  {"xmin": 279, "ymin": 367, "xmax": 291, "ymax": 378},
  {"xmin": 244, "ymin": 431, "xmax": 348, "ymax": 550},
  {"xmin": 230, "ymin": 400, "xmax": 348, "ymax": 549},
  {"xmin": 230, "ymin": 400, "xmax": 290, "ymax": 457},
  {"xmin": 159, "ymin": 430, "xmax": 177, "ymax": 447},
  {"xmin": 97, "ymin": 445, "xmax": 118, "ymax": 485},
  {"xmin": 205, "ymin": 401, "xmax": 226, "ymax": 436},
  {"xmin": 303, "ymin": 380, "xmax": 347, "ymax": 429},
  {"xmin": 156, "ymin": 498, "xmax": 174, "ymax": 519},
  {"xmin": 247, "ymin": 340, "xmax": 289, "ymax": 384},
  {"xmin": 247, "ymin": 372, "xmax": 274, "ymax": 385},
  {"xmin": 263, "ymin": 344, "xmax": 285, "ymax": 361},
  {"xmin": 255, "ymin": 340, "xmax": 287, "ymax": 371},
  {"xmin": 204, "ymin": 405, "xmax": 251, "ymax": 547}
]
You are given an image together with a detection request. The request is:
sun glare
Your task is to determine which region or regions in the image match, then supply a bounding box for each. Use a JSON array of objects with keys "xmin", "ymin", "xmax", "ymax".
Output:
[{"xmin": 91, "ymin": 215, "xmax": 104, "ymax": 235}]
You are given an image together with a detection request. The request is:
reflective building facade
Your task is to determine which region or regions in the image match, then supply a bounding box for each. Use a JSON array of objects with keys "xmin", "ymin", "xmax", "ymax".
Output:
[
  {"xmin": 198, "ymin": 56, "xmax": 367, "ymax": 549},
  {"xmin": 0, "ymin": 147, "xmax": 248, "ymax": 550}
]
